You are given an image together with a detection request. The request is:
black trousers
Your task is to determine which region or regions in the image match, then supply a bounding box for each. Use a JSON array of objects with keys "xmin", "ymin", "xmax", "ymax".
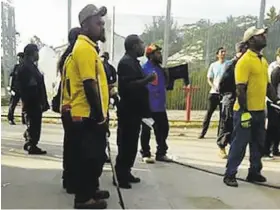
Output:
[
  {"xmin": 201, "ymin": 93, "xmax": 222, "ymax": 137},
  {"xmin": 25, "ymin": 105, "xmax": 42, "ymax": 146},
  {"xmin": 61, "ymin": 110, "xmax": 75, "ymax": 189},
  {"xmin": 264, "ymin": 102, "xmax": 280, "ymax": 155},
  {"xmin": 72, "ymin": 118, "xmax": 107, "ymax": 203},
  {"xmin": 217, "ymin": 94, "xmax": 235, "ymax": 149},
  {"xmin": 140, "ymin": 111, "xmax": 169, "ymax": 157},
  {"xmin": 8, "ymin": 93, "xmax": 25, "ymax": 122},
  {"xmin": 115, "ymin": 111, "xmax": 142, "ymax": 181}
]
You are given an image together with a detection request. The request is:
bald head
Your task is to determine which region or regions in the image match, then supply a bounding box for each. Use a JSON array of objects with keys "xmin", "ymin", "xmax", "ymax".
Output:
[{"xmin": 124, "ymin": 34, "xmax": 145, "ymax": 57}]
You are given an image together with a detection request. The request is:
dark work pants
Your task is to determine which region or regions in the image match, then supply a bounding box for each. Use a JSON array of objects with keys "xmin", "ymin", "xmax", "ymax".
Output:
[
  {"xmin": 61, "ymin": 110, "xmax": 74, "ymax": 189},
  {"xmin": 217, "ymin": 94, "xmax": 235, "ymax": 149},
  {"xmin": 201, "ymin": 93, "xmax": 222, "ymax": 137},
  {"xmin": 72, "ymin": 119, "xmax": 107, "ymax": 203},
  {"xmin": 115, "ymin": 111, "xmax": 142, "ymax": 181},
  {"xmin": 225, "ymin": 111, "xmax": 265, "ymax": 176},
  {"xmin": 25, "ymin": 105, "xmax": 42, "ymax": 146},
  {"xmin": 264, "ymin": 102, "xmax": 280, "ymax": 155},
  {"xmin": 140, "ymin": 111, "xmax": 169, "ymax": 157},
  {"xmin": 8, "ymin": 93, "xmax": 23, "ymax": 121}
]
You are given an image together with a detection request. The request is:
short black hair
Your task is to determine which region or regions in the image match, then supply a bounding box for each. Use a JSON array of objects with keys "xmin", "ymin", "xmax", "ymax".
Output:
[
  {"xmin": 216, "ymin": 47, "xmax": 225, "ymax": 55},
  {"xmin": 24, "ymin": 44, "xmax": 39, "ymax": 57},
  {"xmin": 17, "ymin": 52, "xmax": 24, "ymax": 58},
  {"xmin": 124, "ymin": 34, "xmax": 140, "ymax": 51}
]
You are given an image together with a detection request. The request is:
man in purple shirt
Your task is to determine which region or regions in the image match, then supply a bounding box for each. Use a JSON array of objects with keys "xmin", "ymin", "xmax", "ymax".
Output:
[{"xmin": 140, "ymin": 44, "xmax": 172, "ymax": 163}]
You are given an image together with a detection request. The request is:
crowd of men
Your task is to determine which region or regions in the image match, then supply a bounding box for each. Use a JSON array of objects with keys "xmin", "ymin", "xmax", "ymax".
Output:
[{"xmin": 6, "ymin": 3, "xmax": 280, "ymax": 209}]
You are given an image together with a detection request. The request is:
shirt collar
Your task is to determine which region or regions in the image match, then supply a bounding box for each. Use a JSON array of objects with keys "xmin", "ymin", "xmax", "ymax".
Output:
[
  {"xmin": 78, "ymin": 35, "xmax": 97, "ymax": 47},
  {"xmin": 247, "ymin": 49, "xmax": 262, "ymax": 58}
]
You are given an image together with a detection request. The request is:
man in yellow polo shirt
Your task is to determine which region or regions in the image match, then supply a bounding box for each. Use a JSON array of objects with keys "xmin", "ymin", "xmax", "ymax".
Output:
[
  {"xmin": 224, "ymin": 26, "xmax": 280, "ymax": 187},
  {"xmin": 63, "ymin": 4, "xmax": 109, "ymax": 209}
]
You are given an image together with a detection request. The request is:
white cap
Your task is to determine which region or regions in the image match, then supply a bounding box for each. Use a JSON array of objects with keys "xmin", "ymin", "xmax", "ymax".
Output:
[{"xmin": 242, "ymin": 26, "xmax": 268, "ymax": 42}]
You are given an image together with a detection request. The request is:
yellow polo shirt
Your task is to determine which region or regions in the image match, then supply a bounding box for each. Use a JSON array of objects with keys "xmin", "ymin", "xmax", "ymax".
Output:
[
  {"xmin": 65, "ymin": 35, "xmax": 109, "ymax": 118},
  {"xmin": 234, "ymin": 49, "xmax": 269, "ymax": 111},
  {"xmin": 60, "ymin": 55, "xmax": 72, "ymax": 111}
]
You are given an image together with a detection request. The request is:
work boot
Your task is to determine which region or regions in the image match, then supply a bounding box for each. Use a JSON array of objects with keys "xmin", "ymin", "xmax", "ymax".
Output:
[
  {"xmin": 223, "ymin": 175, "xmax": 238, "ymax": 187},
  {"xmin": 28, "ymin": 145, "xmax": 47, "ymax": 155},
  {"xmin": 219, "ymin": 148, "xmax": 228, "ymax": 159},
  {"xmin": 142, "ymin": 156, "xmax": 155, "ymax": 164},
  {"xmin": 246, "ymin": 173, "xmax": 267, "ymax": 183},
  {"xmin": 93, "ymin": 190, "xmax": 110, "ymax": 200},
  {"xmin": 156, "ymin": 155, "xmax": 173, "ymax": 162},
  {"xmin": 74, "ymin": 198, "xmax": 107, "ymax": 209}
]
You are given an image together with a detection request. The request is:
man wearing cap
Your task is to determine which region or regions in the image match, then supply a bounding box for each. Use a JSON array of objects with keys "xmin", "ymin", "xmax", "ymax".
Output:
[
  {"xmin": 139, "ymin": 44, "xmax": 172, "ymax": 163},
  {"xmin": 217, "ymin": 42, "xmax": 248, "ymax": 159},
  {"xmin": 224, "ymin": 26, "xmax": 280, "ymax": 187},
  {"xmin": 114, "ymin": 34, "xmax": 156, "ymax": 189},
  {"xmin": 7, "ymin": 52, "xmax": 25, "ymax": 125},
  {"xmin": 17, "ymin": 44, "xmax": 49, "ymax": 155},
  {"xmin": 64, "ymin": 4, "xmax": 109, "ymax": 209},
  {"xmin": 264, "ymin": 48, "xmax": 280, "ymax": 158}
]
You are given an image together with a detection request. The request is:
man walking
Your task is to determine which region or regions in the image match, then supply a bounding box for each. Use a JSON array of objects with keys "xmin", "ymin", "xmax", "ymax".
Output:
[
  {"xmin": 140, "ymin": 44, "xmax": 172, "ymax": 163},
  {"xmin": 199, "ymin": 47, "xmax": 229, "ymax": 139},
  {"xmin": 217, "ymin": 42, "xmax": 247, "ymax": 159},
  {"xmin": 64, "ymin": 4, "xmax": 110, "ymax": 209},
  {"xmin": 224, "ymin": 26, "xmax": 280, "ymax": 187},
  {"xmin": 115, "ymin": 34, "xmax": 156, "ymax": 189},
  {"xmin": 8, "ymin": 52, "xmax": 25, "ymax": 125}
]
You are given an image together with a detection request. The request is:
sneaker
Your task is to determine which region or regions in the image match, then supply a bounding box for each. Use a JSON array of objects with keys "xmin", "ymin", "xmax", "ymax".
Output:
[
  {"xmin": 219, "ymin": 148, "xmax": 228, "ymax": 159},
  {"xmin": 93, "ymin": 190, "xmax": 110, "ymax": 200},
  {"xmin": 74, "ymin": 198, "xmax": 107, "ymax": 209},
  {"xmin": 142, "ymin": 156, "xmax": 155, "ymax": 164},
  {"xmin": 246, "ymin": 173, "xmax": 267, "ymax": 183},
  {"xmin": 28, "ymin": 146, "xmax": 47, "ymax": 155},
  {"xmin": 223, "ymin": 175, "xmax": 238, "ymax": 187},
  {"xmin": 262, "ymin": 154, "xmax": 274, "ymax": 160},
  {"xmin": 156, "ymin": 155, "xmax": 173, "ymax": 162}
]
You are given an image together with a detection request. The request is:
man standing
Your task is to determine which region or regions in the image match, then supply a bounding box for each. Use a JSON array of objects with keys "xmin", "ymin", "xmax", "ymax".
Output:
[
  {"xmin": 217, "ymin": 42, "xmax": 247, "ymax": 159},
  {"xmin": 115, "ymin": 34, "xmax": 156, "ymax": 189},
  {"xmin": 224, "ymin": 26, "xmax": 280, "ymax": 187},
  {"xmin": 140, "ymin": 44, "xmax": 172, "ymax": 163},
  {"xmin": 199, "ymin": 47, "xmax": 229, "ymax": 139},
  {"xmin": 8, "ymin": 52, "xmax": 25, "ymax": 125},
  {"xmin": 17, "ymin": 44, "xmax": 49, "ymax": 154},
  {"xmin": 64, "ymin": 4, "xmax": 109, "ymax": 209},
  {"xmin": 264, "ymin": 48, "xmax": 280, "ymax": 158}
]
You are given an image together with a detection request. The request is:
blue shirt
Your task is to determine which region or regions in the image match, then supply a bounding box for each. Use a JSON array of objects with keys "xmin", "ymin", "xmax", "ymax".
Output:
[
  {"xmin": 142, "ymin": 61, "xmax": 166, "ymax": 112},
  {"xmin": 207, "ymin": 60, "xmax": 231, "ymax": 94}
]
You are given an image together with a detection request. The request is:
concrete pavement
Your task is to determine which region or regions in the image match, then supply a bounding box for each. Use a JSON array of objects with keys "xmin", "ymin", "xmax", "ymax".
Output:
[{"xmin": 1, "ymin": 122, "xmax": 280, "ymax": 209}]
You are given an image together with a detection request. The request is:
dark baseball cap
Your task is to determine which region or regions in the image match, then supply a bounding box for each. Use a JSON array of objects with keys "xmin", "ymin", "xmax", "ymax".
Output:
[{"xmin": 78, "ymin": 4, "xmax": 107, "ymax": 25}]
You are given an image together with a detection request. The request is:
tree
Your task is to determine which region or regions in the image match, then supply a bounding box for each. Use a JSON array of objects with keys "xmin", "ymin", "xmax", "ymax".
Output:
[
  {"xmin": 140, "ymin": 16, "xmax": 184, "ymax": 56},
  {"xmin": 266, "ymin": 6, "xmax": 278, "ymax": 26}
]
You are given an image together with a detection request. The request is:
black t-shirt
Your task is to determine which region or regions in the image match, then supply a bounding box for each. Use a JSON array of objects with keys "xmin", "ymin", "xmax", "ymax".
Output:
[{"xmin": 219, "ymin": 59, "xmax": 237, "ymax": 97}]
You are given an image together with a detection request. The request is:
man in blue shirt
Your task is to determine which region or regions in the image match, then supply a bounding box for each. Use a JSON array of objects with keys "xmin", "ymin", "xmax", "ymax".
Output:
[{"xmin": 140, "ymin": 44, "xmax": 172, "ymax": 163}]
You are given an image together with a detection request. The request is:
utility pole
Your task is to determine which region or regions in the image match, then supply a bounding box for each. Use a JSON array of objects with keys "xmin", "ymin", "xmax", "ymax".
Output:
[
  {"xmin": 110, "ymin": 6, "xmax": 115, "ymax": 63},
  {"xmin": 67, "ymin": 0, "xmax": 72, "ymax": 34},
  {"xmin": 162, "ymin": 0, "xmax": 171, "ymax": 67},
  {"xmin": 258, "ymin": 0, "xmax": 266, "ymax": 28}
]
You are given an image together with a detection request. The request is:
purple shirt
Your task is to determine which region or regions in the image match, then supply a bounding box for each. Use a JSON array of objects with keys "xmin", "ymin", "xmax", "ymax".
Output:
[{"xmin": 142, "ymin": 61, "xmax": 166, "ymax": 112}]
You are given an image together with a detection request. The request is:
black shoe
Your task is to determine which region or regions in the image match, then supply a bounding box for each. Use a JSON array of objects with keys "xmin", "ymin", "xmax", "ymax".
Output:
[
  {"xmin": 128, "ymin": 174, "xmax": 141, "ymax": 183},
  {"xmin": 8, "ymin": 120, "xmax": 16, "ymax": 125},
  {"xmin": 113, "ymin": 177, "xmax": 132, "ymax": 189},
  {"xmin": 105, "ymin": 158, "xmax": 111, "ymax": 163},
  {"xmin": 156, "ymin": 155, "xmax": 173, "ymax": 162},
  {"xmin": 272, "ymin": 151, "xmax": 280, "ymax": 157},
  {"xmin": 223, "ymin": 175, "xmax": 238, "ymax": 187},
  {"xmin": 246, "ymin": 173, "xmax": 267, "ymax": 183},
  {"xmin": 28, "ymin": 146, "xmax": 47, "ymax": 155},
  {"xmin": 74, "ymin": 199, "xmax": 107, "ymax": 209},
  {"xmin": 23, "ymin": 142, "xmax": 31, "ymax": 151},
  {"xmin": 93, "ymin": 190, "xmax": 110, "ymax": 199},
  {"xmin": 198, "ymin": 134, "xmax": 204, "ymax": 139}
]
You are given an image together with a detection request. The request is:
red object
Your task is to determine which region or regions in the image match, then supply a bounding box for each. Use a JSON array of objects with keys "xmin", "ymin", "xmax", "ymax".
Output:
[
  {"xmin": 151, "ymin": 72, "xmax": 158, "ymax": 85},
  {"xmin": 184, "ymin": 86, "xmax": 199, "ymax": 122}
]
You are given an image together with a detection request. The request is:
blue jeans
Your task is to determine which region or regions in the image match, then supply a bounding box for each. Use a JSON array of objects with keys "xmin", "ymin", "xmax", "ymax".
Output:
[{"xmin": 225, "ymin": 110, "xmax": 266, "ymax": 176}]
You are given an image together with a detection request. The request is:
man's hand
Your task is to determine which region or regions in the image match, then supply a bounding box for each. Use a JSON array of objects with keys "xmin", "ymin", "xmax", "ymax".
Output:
[
  {"xmin": 146, "ymin": 72, "xmax": 157, "ymax": 83},
  {"xmin": 97, "ymin": 120, "xmax": 110, "ymax": 137},
  {"xmin": 240, "ymin": 111, "xmax": 252, "ymax": 128}
]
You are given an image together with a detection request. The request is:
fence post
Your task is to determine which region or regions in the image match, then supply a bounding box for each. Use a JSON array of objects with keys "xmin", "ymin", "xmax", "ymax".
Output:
[{"xmin": 184, "ymin": 86, "xmax": 199, "ymax": 122}]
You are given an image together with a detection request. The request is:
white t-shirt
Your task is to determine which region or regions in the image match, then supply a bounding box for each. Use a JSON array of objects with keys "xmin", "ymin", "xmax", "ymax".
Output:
[{"xmin": 207, "ymin": 60, "xmax": 230, "ymax": 94}]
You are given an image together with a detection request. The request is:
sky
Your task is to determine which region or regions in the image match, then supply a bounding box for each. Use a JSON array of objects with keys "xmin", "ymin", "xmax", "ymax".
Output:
[{"xmin": 11, "ymin": 0, "xmax": 280, "ymax": 50}]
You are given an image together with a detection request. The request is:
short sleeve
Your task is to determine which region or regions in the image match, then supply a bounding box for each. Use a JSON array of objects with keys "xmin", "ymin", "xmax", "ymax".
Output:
[
  {"xmin": 235, "ymin": 58, "xmax": 250, "ymax": 85},
  {"xmin": 74, "ymin": 45, "xmax": 96, "ymax": 81},
  {"xmin": 207, "ymin": 63, "xmax": 214, "ymax": 78}
]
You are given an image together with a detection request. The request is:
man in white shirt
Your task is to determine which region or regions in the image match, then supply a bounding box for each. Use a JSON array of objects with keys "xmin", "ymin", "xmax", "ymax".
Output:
[{"xmin": 199, "ymin": 47, "xmax": 230, "ymax": 139}]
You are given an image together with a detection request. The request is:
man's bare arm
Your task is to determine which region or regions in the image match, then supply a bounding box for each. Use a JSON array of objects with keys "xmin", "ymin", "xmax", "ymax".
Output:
[
  {"xmin": 236, "ymin": 84, "xmax": 247, "ymax": 111},
  {"xmin": 267, "ymin": 83, "xmax": 278, "ymax": 102},
  {"xmin": 207, "ymin": 78, "xmax": 215, "ymax": 89}
]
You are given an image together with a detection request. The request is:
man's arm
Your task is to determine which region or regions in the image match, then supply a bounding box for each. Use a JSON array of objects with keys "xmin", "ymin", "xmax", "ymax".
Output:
[
  {"xmin": 207, "ymin": 63, "xmax": 215, "ymax": 89},
  {"xmin": 75, "ymin": 48, "xmax": 105, "ymax": 123},
  {"xmin": 267, "ymin": 83, "xmax": 278, "ymax": 102}
]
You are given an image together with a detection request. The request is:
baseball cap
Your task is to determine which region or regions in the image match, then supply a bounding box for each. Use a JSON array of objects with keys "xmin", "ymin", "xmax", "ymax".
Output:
[
  {"xmin": 242, "ymin": 26, "xmax": 268, "ymax": 43},
  {"xmin": 145, "ymin": 44, "xmax": 162, "ymax": 56},
  {"xmin": 78, "ymin": 4, "xmax": 107, "ymax": 25}
]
